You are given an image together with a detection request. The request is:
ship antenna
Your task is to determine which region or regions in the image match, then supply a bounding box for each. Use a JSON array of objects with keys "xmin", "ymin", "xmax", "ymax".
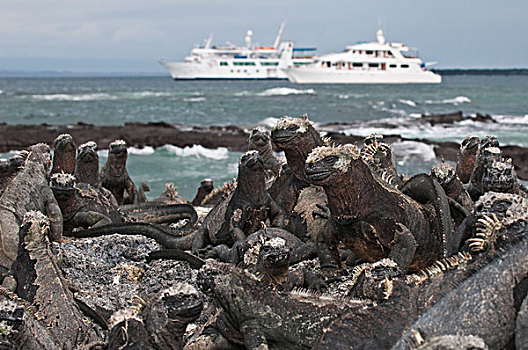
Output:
[
  {"xmin": 273, "ymin": 20, "xmax": 286, "ymax": 49},
  {"xmin": 376, "ymin": 18, "xmax": 386, "ymax": 44}
]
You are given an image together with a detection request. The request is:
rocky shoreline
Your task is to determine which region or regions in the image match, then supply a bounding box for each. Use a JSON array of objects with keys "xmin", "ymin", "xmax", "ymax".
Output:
[{"xmin": 0, "ymin": 116, "xmax": 527, "ymax": 180}]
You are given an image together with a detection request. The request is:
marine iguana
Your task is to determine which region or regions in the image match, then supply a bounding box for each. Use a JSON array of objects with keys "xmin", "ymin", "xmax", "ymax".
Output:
[
  {"xmin": 191, "ymin": 150, "xmax": 286, "ymax": 253},
  {"xmin": 9, "ymin": 211, "xmax": 101, "ymax": 348},
  {"xmin": 269, "ymin": 115, "xmax": 333, "ymax": 268},
  {"xmin": 75, "ymin": 140, "xmax": 120, "ymax": 208},
  {"xmin": 106, "ymin": 283, "xmax": 203, "ymax": 350},
  {"xmin": 50, "ymin": 133, "xmax": 77, "ymax": 175},
  {"xmin": 305, "ymin": 144, "xmax": 454, "ymax": 272},
  {"xmin": 100, "ymin": 139, "xmax": 138, "ymax": 205},
  {"xmin": 248, "ymin": 126, "xmax": 283, "ymax": 187},
  {"xmin": 74, "ymin": 140, "xmax": 100, "ymax": 187},
  {"xmin": 0, "ymin": 144, "xmax": 62, "ymax": 272},
  {"xmin": 50, "ymin": 172, "xmax": 122, "ymax": 233},
  {"xmin": 455, "ymin": 135, "xmax": 480, "ymax": 184},
  {"xmin": 269, "ymin": 114, "xmax": 326, "ymax": 214}
]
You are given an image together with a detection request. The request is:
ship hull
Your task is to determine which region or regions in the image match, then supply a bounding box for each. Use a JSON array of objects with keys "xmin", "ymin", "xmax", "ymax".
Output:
[
  {"xmin": 161, "ymin": 61, "xmax": 289, "ymax": 80},
  {"xmin": 283, "ymin": 67, "xmax": 442, "ymax": 84}
]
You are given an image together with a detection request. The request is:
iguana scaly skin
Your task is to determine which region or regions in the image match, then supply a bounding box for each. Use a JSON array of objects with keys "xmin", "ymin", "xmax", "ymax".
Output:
[
  {"xmin": 0, "ymin": 144, "xmax": 62, "ymax": 271},
  {"xmin": 393, "ymin": 236, "xmax": 528, "ymax": 350},
  {"xmin": 50, "ymin": 133, "xmax": 76, "ymax": 175},
  {"xmin": 455, "ymin": 135, "xmax": 480, "ymax": 184},
  {"xmin": 9, "ymin": 211, "xmax": 101, "ymax": 348},
  {"xmin": 100, "ymin": 140, "xmax": 138, "ymax": 205},
  {"xmin": 191, "ymin": 151, "xmax": 286, "ymax": 253},
  {"xmin": 305, "ymin": 144, "xmax": 454, "ymax": 272},
  {"xmin": 248, "ymin": 126, "xmax": 283, "ymax": 187}
]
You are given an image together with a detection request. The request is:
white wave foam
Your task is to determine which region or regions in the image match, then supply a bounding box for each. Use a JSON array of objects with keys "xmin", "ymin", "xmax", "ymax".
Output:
[
  {"xmin": 257, "ymin": 117, "xmax": 280, "ymax": 129},
  {"xmin": 128, "ymin": 91, "xmax": 174, "ymax": 98},
  {"xmin": 257, "ymin": 87, "xmax": 315, "ymax": 97},
  {"xmin": 161, "ymin": 144, "xmax": 229, "ymax": 160},
  {"xmin": 493, "ymin": 114, "xmax": 528, "ymax": 125},
  {"xmin": 128, "ymin": 146, "xmax": 155, "ymax": 155},
  {"xmin": 234, "ymin": 90, "xmax": 251, "ymax": 97},
  {"xmin": 424, "ymin": 96, "xmax": 471, "ymax": 105},
  {"xmin": 0, "ymin": 90, "xmax": 3, "ymax": 95},
  {"xmin": 391, "ymin": 141, "xmax": 437, "ymax": 166},
  {"xmin": 31, "ymin": 93, "xmax": 117, "ymax": 101},
  {"xmin": 183, "ymin": 97, "xmax": 206, "ymax": 102},
  {"xmin": 398, "ymin": 99, "xmax": 417, "ymax": 107}
]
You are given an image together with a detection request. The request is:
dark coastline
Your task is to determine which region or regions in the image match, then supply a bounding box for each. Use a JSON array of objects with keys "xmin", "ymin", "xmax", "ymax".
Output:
[{"xmin": 0, "ymin": 121, "xmax": 527, "ymax": 180}]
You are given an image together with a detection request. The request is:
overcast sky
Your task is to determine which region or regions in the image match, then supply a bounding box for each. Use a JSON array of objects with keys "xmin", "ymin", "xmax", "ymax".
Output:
[{"xmin": 1, "ymin": 0, "xmax": 527, "ymax": 73}]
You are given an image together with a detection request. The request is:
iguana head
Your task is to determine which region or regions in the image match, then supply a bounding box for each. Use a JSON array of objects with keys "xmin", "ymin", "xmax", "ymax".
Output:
[
  {"xmin": 430, "ymin": 162, "xmax": 457, "ymax": 187},
  {"xmin": 28, "ymin": 144, "xmax": 52, "ymax": 174},
  {"xmin": 51, "ymin": 134, "xmax": 77, "ymax": 174},
  {"xmin": 248, "ymin": 126, "xmax": 272, "ymax": 150},
  {"xmin": 141, "ymin": 283, "xmax": 203, "ymax": 326},
  {"xmin": 305, "ymin": 144, "xmax": 359, "ymax": 185},
  {"xmin": 54, "ymin": 134, "xmax": 76, "ymax": 153},
  {"xmin": 238, "ymin": 150, "xmax": 266, "ymax": 185},
  {"xmin": 50, "ymin": 172, "xmax": 76, "ymax": 199},
  {"xmin": 257, "ymin": 236, "xmax": 290, "ymax": 282},
  {"xmin": 460, "ymin": 135, "xmax": 480, "ymax": 152},
  {"xmin": 106, "ymin": 140, "xmax": 129, "ymax": 170},
  {"xmin": 481, "ymin": 158, "xmax": 518, "ymax": 193},
  {"xmin": 480, "ymin": 135, "xmax": 499, "ymax": 150},
  {"xmin": 271, "ymin": 114, "xmax": 322, "ymax": 150},
  {"xmin": 8, "ymin": 151, "xmax": 28, "ymax": 175},
  {"xmin": 77, "ymin": 141, "xmax": 98, "ymax": 163},
  {"xmin": 349, "ymin": 259, "xmax": 401, "ymax": 301}
]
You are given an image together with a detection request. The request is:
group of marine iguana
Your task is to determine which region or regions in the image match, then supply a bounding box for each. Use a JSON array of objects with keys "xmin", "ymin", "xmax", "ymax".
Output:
[{"xmin": 0, "ymin": 114, "xmax": 526, "ymax": 349}]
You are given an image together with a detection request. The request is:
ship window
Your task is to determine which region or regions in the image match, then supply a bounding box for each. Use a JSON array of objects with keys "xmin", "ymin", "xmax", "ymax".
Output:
[
  {"xmin": 219, "ymin": 62, "xmax": 228, "ymax": 66},
  {"xmin": 401, "ymin": 64, "xmax": 409, "ymax": 68},
  {"xmin": 261, "ymin": 62, "xmax": 279, "ymax": 66},
  {"xmin": 389, "ymin": 64, "xmax": 397, "ymax": 68},
  {"xmin": 233, "ymin": 62, "xmax": 256, "ymax": 66},
  {"xmin": 326, "ymin": 62, "xmax": 331, "ymax": 68},
  {"xmin": 368, "ymin": 63, "xmax": 379, "ymax": 68},
  {"xmin": 353, "ymin": 63, "xmax": 363, "ymax": 67},
  {"xmin": 387, "ymin": 51, "xmax": 393, "ymax": 57},
  {"xmin": 294, "ymin": 62, "xmax": 311, "ymax": 65},
  {"xmin": 366, "ymin": 50, "xmax": 373, "ymax": 55}
]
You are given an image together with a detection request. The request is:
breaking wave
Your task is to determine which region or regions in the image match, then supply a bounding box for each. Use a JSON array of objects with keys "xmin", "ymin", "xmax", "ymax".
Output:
[
  {"xmin": 424, "ymin": 96, "xmax": 471, "ymax": 105},
  {"xmin": 398, "ymin": 99, "xmax": 417, "ymax": 107},
  {"xmin": 128, "ymin": 146, "xmax": 155, "ymax": 155},
  {"xmin": 183, "ymin": 97, "xmax": 206, "ymax": 102},
  {"xmin": 256, "ymin": 87, "xmax": 315, "ymax": 97},
  {"xmin": 492, "ymin": 114, "xmax": 528, "ymax": 125},
  {"xmin": 31, "ymin": 93, "xmax": 117, "ymax": 101},
  {"xmin": 161, "ymin": 144, "xmax": 229, "ymax": 160},
  {"xmin": 391, "ymin": 141, "xmax": 437, "ymax": 166}
]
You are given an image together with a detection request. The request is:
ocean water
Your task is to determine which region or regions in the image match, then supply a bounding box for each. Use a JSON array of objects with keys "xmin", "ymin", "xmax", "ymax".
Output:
[{"xmin": 0, "ymin": 75, "xmax": 527, "ymax": 200}]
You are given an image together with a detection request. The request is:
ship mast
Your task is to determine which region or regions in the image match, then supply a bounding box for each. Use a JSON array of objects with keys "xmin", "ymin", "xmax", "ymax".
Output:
[{"xmin": 273, "ymin": 21, "xmax": 286, "ymax": 49}]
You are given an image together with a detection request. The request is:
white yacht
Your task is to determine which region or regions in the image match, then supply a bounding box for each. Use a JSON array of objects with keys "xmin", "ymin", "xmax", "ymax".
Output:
[
  {"xmin": 160, "ymin": 23, "xmax": 315, "ymax": 80},
  {"xmin": 282, "ymin": 29, "xmax": 441, "ymax": 84}
]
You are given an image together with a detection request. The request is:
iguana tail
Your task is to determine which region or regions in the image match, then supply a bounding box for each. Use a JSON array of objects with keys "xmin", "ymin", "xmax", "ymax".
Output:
[
  {"xmin": 68, "ymin": 223, "xmax": 196, "ymax": 250},
  {"xmin": 119, "ymin": 203, "xmax": 198, "ymax": 226}
]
